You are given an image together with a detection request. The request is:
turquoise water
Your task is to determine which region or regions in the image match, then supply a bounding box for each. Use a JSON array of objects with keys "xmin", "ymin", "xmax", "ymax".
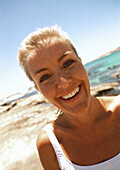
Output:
[
  {"xmin": 1, "ymin": 50, "xmax": 120, "ymax": 105},
  {"xmin": 84, "ymin": 50, "xmax": 120, "ymax": 86}
]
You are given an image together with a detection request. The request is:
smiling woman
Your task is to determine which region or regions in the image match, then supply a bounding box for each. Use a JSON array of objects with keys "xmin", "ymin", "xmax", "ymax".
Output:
[{"xmin": 18, "ymin": 25, "xmax": 120, "ymax": 170}]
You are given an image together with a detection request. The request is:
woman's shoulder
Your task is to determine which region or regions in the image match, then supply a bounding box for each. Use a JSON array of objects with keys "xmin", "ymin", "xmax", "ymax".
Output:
[
  {"xmin": 36, "ymin": 126, "xmax": 51, "ymax": 162},
  {"xmin": 100, "ymin": 95, "xmax": 120, "ymax": 141},
  {"xmin": 36, "ymin": 127, "xmax": 49, "ymax": 148},
  {"xmin": 98, "ymin": 95, "xmax": 120, "ymax": 127},
  {"xmin": 97, "ymin": 95, "xmax": 120, "ymax": 125},
  {"xmin": 36, "ymin": 123, "xmax": 55, "ymax": 152},
  {"xmin": 98, "ymin": 95, "xmax": 120, "ymax": 112},
  {"xmin": 36, "ymin": 124, "xmax": 60, "ymax": 170}
]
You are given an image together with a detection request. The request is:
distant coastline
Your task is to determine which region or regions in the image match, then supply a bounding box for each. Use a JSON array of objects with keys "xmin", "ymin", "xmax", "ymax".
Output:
[
  {"xmin": 98, "ymin": 46, "xmax": 120, "ymax": 59},
  {"xmin": 87, "ymin": 47, "xmax": 120, "ymax": 64}
]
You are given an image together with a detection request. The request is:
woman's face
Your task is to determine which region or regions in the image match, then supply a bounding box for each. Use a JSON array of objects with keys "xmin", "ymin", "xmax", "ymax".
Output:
[{"xmin": 27, "ymin": 41, "xmax": 90, "ymax": 115}]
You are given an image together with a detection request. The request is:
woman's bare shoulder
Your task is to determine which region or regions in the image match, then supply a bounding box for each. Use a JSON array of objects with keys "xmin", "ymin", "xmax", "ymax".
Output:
[
  {"xmin": 98, "ymin": 95, "xmax": 120, "ymax": 110},
  {"xmin": 36, "ymin": 127, "xmax": 60, "ymax": 170},
  {"xmin": 99, "ymin": 95, "xmax": 120, "ymax": 122},
  {"xmin": 36, "ymin": 127, "xmax": 49, "ymax": 148},
  {"xmin": 98, "ymin": 95, "xmax": 118, "ymax": 102}
]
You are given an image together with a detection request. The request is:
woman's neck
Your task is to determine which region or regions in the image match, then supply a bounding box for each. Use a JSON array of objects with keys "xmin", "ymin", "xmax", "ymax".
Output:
[{"xmin": 56, "ymin": 96, "xmax": 110, "ymax": 132}]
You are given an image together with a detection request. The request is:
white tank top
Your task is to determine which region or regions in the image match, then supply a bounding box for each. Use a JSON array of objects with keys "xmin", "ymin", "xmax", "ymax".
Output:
[{"xmin": 44, "ymin": 124, "xmax": 120, "ymax": 170}]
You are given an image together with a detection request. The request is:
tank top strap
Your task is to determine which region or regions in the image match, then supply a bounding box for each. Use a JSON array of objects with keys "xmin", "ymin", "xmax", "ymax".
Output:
[
  {"xmin": 109, "ymin": 94, "xmax": 120, "ymax": 111},
  {"xmin": 44, "ymin": 124, "xmax": 81, "ymax": 169},
  {"xmin": 44, "ymin": 124, "xmax": 65, "ymax": 166},
  {"xmin": 100, "ymin": 94, "xmax": 120, "ymax": 112},
  {"xmin": 43, "ymin": 123, "xmax": 120, "ymax": 170}
]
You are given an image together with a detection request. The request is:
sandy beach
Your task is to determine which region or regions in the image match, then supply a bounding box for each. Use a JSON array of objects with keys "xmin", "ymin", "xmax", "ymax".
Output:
[
  {"xmin": 0, "ymin": 81, "xmax": 120, "ymax": 170},
  {"xmin": 0, "ymin": 93, "xmax": 57, "ymax": 170}
]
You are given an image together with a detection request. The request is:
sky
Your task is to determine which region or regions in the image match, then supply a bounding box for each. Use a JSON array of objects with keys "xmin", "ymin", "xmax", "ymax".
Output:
[{"xmin": 0, "ymin": 0, "xmax": 120, "ymax": 99}]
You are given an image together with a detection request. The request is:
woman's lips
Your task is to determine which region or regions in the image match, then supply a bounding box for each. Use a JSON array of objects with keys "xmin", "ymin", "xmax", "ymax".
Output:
[{"xmin": 60, "ymin": 84, "xmax": 82, "ymax": 102}]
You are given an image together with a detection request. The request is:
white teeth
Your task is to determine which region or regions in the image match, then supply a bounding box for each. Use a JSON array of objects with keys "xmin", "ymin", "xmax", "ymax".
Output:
[{"xmin": 62, "ymin": 86, "xmax": 80, "ymax": 99}]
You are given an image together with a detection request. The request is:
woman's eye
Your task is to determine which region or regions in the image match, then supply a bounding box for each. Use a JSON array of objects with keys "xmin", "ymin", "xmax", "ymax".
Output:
[
  {"xmin": 40, "ymin": 74, "xmax": 51, "ymax": 83},
  {"xmin": 63, "ymin": 59, "xmax": 75, "ymax": 69}
]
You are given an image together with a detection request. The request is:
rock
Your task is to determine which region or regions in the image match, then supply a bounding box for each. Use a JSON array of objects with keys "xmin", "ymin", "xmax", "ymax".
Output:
[
  {"xmin": 0, "ymin": 102, "xmax": 17, "ymax": 114},
  {"xmin": 91, "ymin": 82, "xmax": 119, "ymax": 97},
  {"xmin": 0, "ymin": 93, "xmax": 57, "ymax": 170},
  {"xmin": 112, "ymin": 68, "xmax": 120, "ymax": 78},
  {"xmin": 0, "ymin": 82, "xmax": 120, "ymax": 170}
]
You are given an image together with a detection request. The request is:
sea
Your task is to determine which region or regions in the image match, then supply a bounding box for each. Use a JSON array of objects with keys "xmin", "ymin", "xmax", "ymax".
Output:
[
  {"xmin": 84, "ymin": 50, "xmax": 120, "ymax": 86},
  {"xmin": 0, "ymin": 50, "xmax": 120, "ymax": 105},
  {"xmin": 0, "ymin": 51, "xmax": 120, "ymax": 170}
]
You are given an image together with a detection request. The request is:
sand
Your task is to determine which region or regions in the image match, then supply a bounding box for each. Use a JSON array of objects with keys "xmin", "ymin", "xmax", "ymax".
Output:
[{"xmin": 0, "ymin": 82, "xmax": 120, "ymax": 170}]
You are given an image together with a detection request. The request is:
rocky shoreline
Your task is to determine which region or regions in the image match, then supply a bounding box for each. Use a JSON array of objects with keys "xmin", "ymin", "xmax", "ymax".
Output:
[{"xmin": 0, "ymin": 82, "xmax": 120, "ymax": 170}]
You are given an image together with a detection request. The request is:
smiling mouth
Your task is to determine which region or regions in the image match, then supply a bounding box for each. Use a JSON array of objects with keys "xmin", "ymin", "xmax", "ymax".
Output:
[{"xmin": 61, "ymin": 85, "xmax": 80, "ymax": 100}]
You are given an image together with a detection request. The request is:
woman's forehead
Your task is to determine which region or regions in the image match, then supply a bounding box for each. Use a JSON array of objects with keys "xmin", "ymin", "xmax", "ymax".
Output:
[
  {"xmin": 27, "ymin": 42, "xmax": 76, "ymax": 74},
  {"xmin": 30, "ymin": 40, "xmax": 74, "ymax": 61}
]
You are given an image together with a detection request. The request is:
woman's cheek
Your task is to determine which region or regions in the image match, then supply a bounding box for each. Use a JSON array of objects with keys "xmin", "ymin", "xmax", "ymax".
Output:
[
  {"xmin": 69, "ymin": 64, "xmax": 83, "ymax": 78},
  {"xmin": 40, "ymin": 84, "xmax": 55, "ymax": 100}
]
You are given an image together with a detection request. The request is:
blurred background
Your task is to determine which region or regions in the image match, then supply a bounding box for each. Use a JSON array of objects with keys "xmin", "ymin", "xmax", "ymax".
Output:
[
  {"xmin": 1, "ymin": 0, "xmax": 120, "ymax": 99},
  {"xmin": 0, "ymin": 0, "xmax": 120, "ymax": 170}
]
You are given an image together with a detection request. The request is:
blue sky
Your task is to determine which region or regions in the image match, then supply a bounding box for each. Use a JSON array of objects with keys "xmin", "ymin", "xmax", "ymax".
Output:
[{"xmin": 0, "ymin": 0, "xmax": 120, "ymax": 98}]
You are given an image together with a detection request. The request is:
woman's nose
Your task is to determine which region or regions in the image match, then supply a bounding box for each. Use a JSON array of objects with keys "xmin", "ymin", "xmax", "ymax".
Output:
[{"xmin": 56, "ymin": 76, "xmax": 72, "ymax": 89}]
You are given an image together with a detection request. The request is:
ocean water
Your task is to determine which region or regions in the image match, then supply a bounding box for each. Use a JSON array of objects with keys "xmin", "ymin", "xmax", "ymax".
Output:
[
  {"xmin": 84, "ymin": 50, "xmax": 120, "ymax": 86},
  {"xmin": 0, "ymin": 50, "xmax": 120, "ymax": 105}
]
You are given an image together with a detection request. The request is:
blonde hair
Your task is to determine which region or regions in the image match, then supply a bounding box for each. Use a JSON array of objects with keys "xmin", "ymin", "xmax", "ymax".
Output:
[{"xmin": 18, "ymin": 25, "xmax": 78, "ymax": 82}]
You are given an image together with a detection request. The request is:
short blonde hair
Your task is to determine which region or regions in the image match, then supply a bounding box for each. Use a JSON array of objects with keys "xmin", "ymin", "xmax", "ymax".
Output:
[{"xmin": 18, "ymin": 25, "xmax": 78, "ymax": 82}]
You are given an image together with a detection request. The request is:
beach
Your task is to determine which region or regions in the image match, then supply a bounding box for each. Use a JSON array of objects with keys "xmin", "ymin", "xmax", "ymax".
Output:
[
  {"xmin": 0, "ymin": 51, "xmax": 120, "ymax": 170},
  {"xmin": 0, "ymin": 81, "xmax": 120, "ymax": 170},
  {"xmin": 0, "ymin": 92, "xmax": 56, "ymax": 170}
]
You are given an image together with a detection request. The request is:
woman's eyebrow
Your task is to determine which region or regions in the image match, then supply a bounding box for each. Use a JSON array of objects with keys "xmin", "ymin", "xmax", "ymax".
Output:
[
  {"xmin": 58, "ymin": 51, "xmax": 72, "ymax": 62},
  {"xmin": 34, "ymin": 68, "xmax": 48, "ymax": 76},
  {"xmin": 58, "ymin": 53, "xmax": 68, "ymax": 62},
  {"xmin": 34, "ymin": 52, "xmax": 72, "ymax": 76}
]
